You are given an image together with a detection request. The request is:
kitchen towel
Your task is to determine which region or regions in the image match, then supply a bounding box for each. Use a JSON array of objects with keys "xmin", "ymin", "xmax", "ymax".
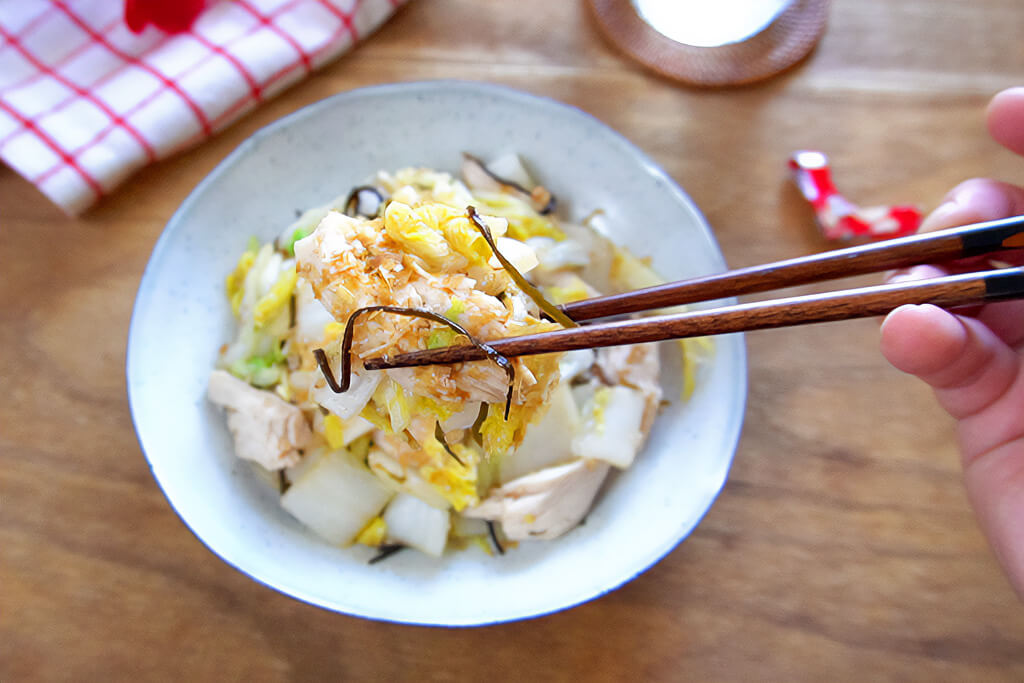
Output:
[{"xmin": 0, "ymin": 0, "xmax": 406, "ymax": 214}]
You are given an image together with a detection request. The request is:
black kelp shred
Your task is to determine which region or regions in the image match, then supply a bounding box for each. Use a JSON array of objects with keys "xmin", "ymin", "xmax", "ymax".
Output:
[
  {"xmin": 368, "ymin": 544, "xmax": 406, "ymax": 565},
  {"xmin": 462, "ymin": 153, "xmax": 556, "ymax": 215},
  {"xmin": 343, "ymin": 185, "xmax": 385, "ymax": 218},
  {"xmin": 434, "ymin": 422, "xmax": 465, "ymax": 466},
  {"xmin": 487, "ymin": 521, "xmax": 505, "ymax": 556}
]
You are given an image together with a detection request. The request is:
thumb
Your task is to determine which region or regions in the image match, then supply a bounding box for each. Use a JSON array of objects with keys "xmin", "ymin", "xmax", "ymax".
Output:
[{"xmin": 880, "ymin": 304, "xmax": 1021, "ymax": 434}]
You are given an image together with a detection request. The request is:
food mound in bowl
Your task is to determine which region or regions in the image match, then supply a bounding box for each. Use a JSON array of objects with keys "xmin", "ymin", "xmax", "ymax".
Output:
[{"xmin": 208, "ymin": 154, "xmax": 708, "ymax": 561}]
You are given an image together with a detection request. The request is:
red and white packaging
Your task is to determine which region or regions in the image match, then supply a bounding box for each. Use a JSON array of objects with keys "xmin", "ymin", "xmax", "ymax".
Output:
[{"xmin": 789, "ymin": 150, "xmax": 922, "ymax": 241}]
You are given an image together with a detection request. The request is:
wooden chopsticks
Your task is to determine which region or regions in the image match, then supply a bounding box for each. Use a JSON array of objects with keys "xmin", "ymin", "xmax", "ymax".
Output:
[
  {"xmin": 361, "ymin": 215, "xmax": 1024, "ymax": 370},
  {"xmin": 559, "ymin": 213, "xmax": 1024, "ymax": 320}
]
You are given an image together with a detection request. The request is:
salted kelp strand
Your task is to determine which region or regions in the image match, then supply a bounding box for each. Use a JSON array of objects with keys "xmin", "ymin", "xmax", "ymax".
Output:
[
  {"xmin": 462, "ymin": 153, "xmax": 556, "ymax": 215},
  {"xmin": 312, "ymin": 348, "xmax": 345, "ymax": 392},
  {"xmin": 466, "ymin": 206, "xmax": 577, "ymax": 329},
  {"xmin": 487, "ymin": 520, "xmax": 505, "ymax": 556},
  {"xmin": 343, "ymin": 185, "xmax": 385, "ymax": 218},
  {"xmin": 434, "ymin": 422, "xmax": 465, "ymax": 466},
  {"xmin": 368, "ymin": 544, "xmax": 406, "ymax": 564}
]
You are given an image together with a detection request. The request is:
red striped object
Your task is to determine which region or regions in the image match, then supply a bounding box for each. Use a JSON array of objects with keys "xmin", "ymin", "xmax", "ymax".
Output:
[
  {"xmin": 0, "ymin": 0, "xmax": 407, "ymax": 214},
  {"xmin": 789, "ymin": 150, "xmax": 922, "ymax": 241}
]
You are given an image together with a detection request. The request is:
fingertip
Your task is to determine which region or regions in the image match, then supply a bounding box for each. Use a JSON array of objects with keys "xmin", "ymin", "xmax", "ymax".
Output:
[
  {"xmin": 880, "ymin": 304, "xmax": 968, "ymax": 376},
  {"xmin": 919, "ymin": 199, "xmax": 967, "ymax": 233},
  {"xmin": 884, "ymin": 306, "xmax": 1021, "ymax": 421},
  {"xmin": 922, "ymin": 178, "xmax": 1024, "ymax": 235},
  {"xmin": 986, "ymin": 87, "xmax": 1024, "ymax": 157}
]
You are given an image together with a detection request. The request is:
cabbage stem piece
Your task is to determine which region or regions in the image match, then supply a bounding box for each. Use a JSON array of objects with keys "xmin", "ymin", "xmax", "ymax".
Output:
[
  {"xmin": 281, "ymin": 453, "xmax": 394, "ymax": 545},
  {"xmin": 382, "ymin": 492, "xmax": 451, "ymax": 557}
]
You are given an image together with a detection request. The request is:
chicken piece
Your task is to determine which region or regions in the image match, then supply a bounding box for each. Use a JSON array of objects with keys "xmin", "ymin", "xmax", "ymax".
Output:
[
  {"xmin": 464, "ymin": 458, "xmax": 610, "ymax": 540},
  {"xmin": 208, "ymin": 369, "xmax": 311, "ymax": 470},
  {"xmin": 595, "ymin": 343, "xmax": 662, "ymax": 433}
]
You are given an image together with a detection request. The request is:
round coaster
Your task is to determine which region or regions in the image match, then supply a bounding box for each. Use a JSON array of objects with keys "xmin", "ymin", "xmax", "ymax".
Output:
[{"xmin": 587, "ymin": 0, "xmax": 830, "ymax": 87}]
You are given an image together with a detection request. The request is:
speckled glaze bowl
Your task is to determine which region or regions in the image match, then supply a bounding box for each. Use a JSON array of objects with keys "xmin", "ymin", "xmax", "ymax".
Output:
[{"xmin": 127, "ymin": 81, "xmax": 747, "ymax": 626}]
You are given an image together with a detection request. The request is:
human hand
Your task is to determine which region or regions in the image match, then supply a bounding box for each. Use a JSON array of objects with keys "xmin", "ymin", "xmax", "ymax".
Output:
[{"xmin": 880, "ymin": 87, "xmax": 1024, "ymax": 597}]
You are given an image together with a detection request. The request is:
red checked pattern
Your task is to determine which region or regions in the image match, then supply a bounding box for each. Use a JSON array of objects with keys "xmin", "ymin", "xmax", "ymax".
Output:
[{"xmin": 0, "ymin": 0, "xmax": 406, "ymax": 214}]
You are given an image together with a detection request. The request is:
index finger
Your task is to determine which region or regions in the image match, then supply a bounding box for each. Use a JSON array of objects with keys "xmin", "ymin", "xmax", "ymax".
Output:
[{"xmin": 987, "ymin": 87, "xmax": 1024, "ymax": 157}]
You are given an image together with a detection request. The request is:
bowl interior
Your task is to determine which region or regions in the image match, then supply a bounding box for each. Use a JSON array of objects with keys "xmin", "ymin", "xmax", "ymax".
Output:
[{"xmin": 127, "ymin": 81, "xmax": 747, "ymax": 626}]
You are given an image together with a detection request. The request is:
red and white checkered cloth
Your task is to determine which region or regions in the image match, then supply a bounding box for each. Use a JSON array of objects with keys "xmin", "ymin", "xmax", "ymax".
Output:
[{"xmin": 0, "ymin": 0, "xmax": 406, "ymax": 215}]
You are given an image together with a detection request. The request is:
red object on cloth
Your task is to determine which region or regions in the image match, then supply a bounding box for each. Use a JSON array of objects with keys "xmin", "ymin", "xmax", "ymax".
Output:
[
  {"xmin": 788, "ymin": 150, "xmax": 922, "ymax": 241},
  {"xmin": 0, "ymin": 0, "xmax": 407, "ymax": 215},
  {"xmin": 125, "ymin": 0, "xmax": 207, "ymax": 34}
]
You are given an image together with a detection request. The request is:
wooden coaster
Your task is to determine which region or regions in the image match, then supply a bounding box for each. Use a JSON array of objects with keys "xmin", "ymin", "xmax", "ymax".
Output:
[{"xmin": 587, "ymin": 0, "xmax": 829, "ymax": 87}]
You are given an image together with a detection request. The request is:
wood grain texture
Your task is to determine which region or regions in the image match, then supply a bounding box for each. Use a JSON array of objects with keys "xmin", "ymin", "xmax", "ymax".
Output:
[
  {"xmin": 366, "ymin": 269, "xmax": 1018, "ymax": 368},
  {"xmin": 561, "ymin": 215, "xmax": 1024, "ymax": 320},
  {"xmin": 3, "ymin": 0, "xmax": 1024, "ymax": 680}
]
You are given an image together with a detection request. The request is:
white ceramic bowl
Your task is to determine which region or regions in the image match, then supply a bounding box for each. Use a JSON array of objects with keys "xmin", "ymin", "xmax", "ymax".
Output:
[{"xmin": 127, "ymin": 81, "xmax": 747, "ymax": 626}]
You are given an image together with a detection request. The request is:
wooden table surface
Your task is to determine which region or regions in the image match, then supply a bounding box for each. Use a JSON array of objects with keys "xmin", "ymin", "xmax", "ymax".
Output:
[{"xmin": 4, "ymin": 0, "xmax": 1024, "ymax": 680}]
